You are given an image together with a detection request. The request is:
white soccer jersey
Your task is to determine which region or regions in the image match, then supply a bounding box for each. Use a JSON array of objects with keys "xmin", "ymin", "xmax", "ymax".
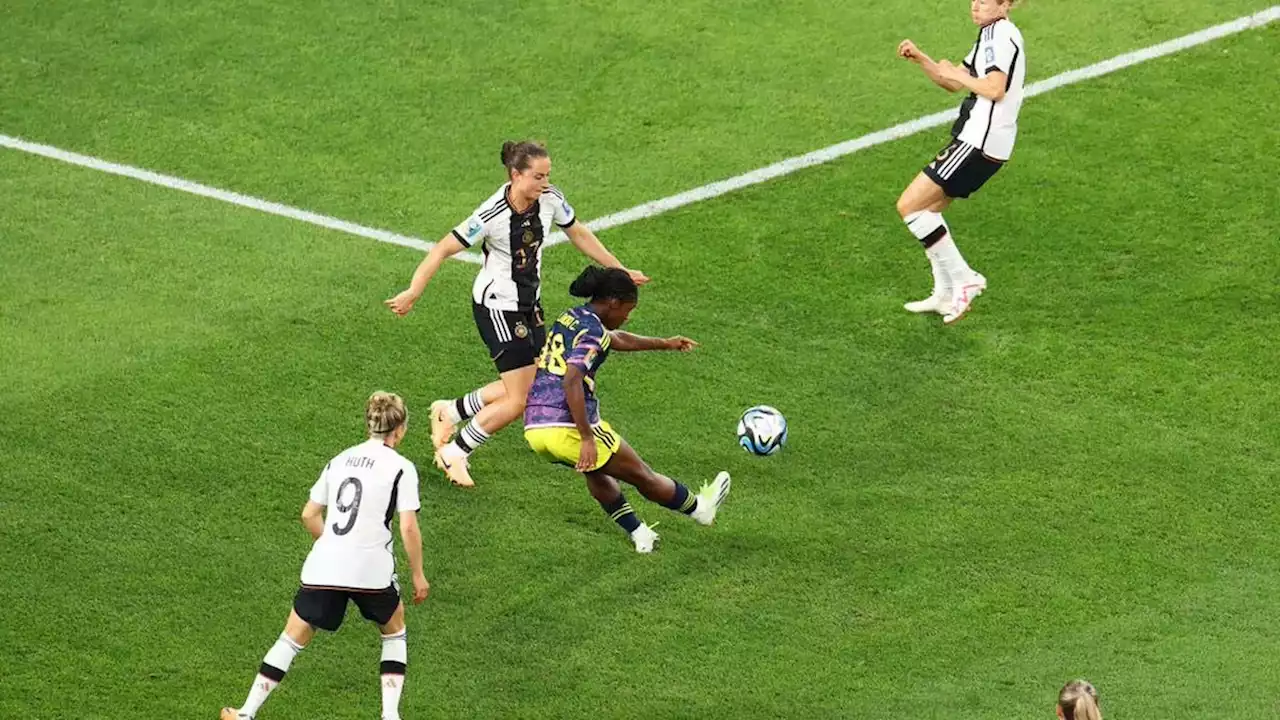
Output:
[
  {"xmin": 452, "ymin": 184, "xmax": 577, "ymax": 313},
  {"xmin": 299, "ymin": 439, "xmax": 421, "ymax": 591},
  {"xmin": 954, "ymin": 18, "xmax": 1026, "ymax": 161}
]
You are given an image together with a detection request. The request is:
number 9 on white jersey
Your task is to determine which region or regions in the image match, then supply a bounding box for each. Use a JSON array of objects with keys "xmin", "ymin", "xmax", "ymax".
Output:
[{"xmin": 299, "ymin": 439, "xmax": 421, "ymax": 591}]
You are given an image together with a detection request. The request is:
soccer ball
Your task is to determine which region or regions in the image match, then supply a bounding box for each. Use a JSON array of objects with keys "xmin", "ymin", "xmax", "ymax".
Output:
[{"xmin": 737, "ymin": 405, "xmax": 787, "ymax": 456}]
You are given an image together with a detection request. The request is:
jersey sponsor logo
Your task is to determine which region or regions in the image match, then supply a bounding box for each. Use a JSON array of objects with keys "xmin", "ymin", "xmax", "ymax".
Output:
[
  {"xmin": 466, "ymin": 217, "xmax": 483, "ymax": 239},
  {"xmin": 985, "ymin": 46, "xmax": 995, "ymax": 65},
  {"xmin": 584, "ymin": 348, "xmax": 598, "ymax": 368},
  {"xmin": 562, "ymin": 200, "xmax": 573, "ymax": 217}
]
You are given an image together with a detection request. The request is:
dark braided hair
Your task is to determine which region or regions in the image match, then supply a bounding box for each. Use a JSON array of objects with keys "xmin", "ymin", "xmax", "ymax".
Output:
[{"xmin": 568, "ymin": 266, "xmax": 638, "ymax": 303}]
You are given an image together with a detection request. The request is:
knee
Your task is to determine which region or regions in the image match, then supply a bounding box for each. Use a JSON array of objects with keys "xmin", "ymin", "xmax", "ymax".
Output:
[
  {"xmin": 497, "ymin": 390, "xmax": 527, "ymax": 413},
  {"xmin": 585, "ymin": 476, "xmax": 619, "ymax": 502},
  {"xmin": 635, "ymin": 465, "xmax": 662, "ymax": 488},
  {"xmin": 508, "ymin": 393, "xmax": 528, "ymax": 413},
  {"xmin": 896, "ymin": 194, "xmax": 915, "ymax": 219}
]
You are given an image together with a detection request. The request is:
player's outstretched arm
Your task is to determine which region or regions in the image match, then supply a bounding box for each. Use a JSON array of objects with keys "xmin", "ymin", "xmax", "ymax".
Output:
[
  {"xmin": 609, "ymin": 331, "xmax": 698, "ymax": 353},
  {"xmin": 385, "ymin": 234, "xmax": 468, "ymax": 316},
  {"xmin": 562, "ymin": 222, "xmax": 650, "ymax": 286},
  {"xmin": 300, "ymin": 500, "xmax": 325, "ymax": 540},
  {"xmin": 397, "ymin": 511, "xmax": 430, "ymax": 604}
]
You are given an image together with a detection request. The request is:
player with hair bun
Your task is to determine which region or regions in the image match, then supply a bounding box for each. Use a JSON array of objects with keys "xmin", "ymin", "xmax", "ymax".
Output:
[
  {"xmin": 1056, "ymin": 679, "xmax": 1102, "ymax": 720},
  {"xmin": 524, "ymin": 266, "xmax": 731, "ymax": 553},
  {"xmin": 386, "ymin": 141, "xmax": 648, "ymax": 488}
]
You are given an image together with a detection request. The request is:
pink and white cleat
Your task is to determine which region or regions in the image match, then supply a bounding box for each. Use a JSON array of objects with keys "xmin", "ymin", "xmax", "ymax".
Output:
[{"xmin": 943, "ymin": 273, "xmax": 987, "ymax": 324}]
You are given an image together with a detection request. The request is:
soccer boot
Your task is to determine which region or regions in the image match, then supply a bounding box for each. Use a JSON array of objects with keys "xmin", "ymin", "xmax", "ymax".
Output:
[
  {"xmin": 219, "ymin": 709, "xmax": 248, "ymax": 720},
  {"xmin": 943, "ymin": 273, "xmax": 987, "ymax": 325},
  {"xmin": 429, "ymin": 400, "xmax": 457, "ymax": 450},
  {"xmin": 434, "ymin": 447, "xmax": 475, "ymax": 488},
  {"xmin": 904, "ymin": 293, "xmax": 950, "ymax": 314},
  {"xmin": 631, "ymin": 523, "xmax": 660, "ymax": 553},
  {"xmin": 691, "ymin": 471, "xmax": 732, "ymax": 526}
]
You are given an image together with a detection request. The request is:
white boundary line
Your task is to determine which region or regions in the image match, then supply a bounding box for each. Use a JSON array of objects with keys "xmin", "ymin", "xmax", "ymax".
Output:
[
  {"xmin": 545, "ymin": 4, "xmax": 1279, "ymax": 247},
  {"xmin": 0, "ymin": 134, "xmax": 486, "ymax": 264},
  {"xmin": 2, "ymin": 6, "xmax": 1275, "ymax": 259}
]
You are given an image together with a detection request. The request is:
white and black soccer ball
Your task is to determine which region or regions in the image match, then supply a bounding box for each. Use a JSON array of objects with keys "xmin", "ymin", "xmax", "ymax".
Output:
[{"xmin": 737, "ymin": 405, "xmax": 787, "ymax": 456}]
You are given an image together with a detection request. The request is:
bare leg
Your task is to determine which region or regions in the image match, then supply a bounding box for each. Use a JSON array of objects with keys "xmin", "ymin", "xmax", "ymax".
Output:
[
  {"xmin": 897, "ymin": 171, "xmax": 950, "ymax": 219},
  {"xmin": 283, "ymin": 610, "xmax": 316, "ymax": 646},
  {"xmin": 437, "ymin": 365, "xmax": 537, "ymax": 487},
  {"xmin": 596, "ymin": 440, "xmax": 677, "ymax": 504},
  {"xmin": 470, "ymin": 365, "xmax": 536, "ymax": 434}
]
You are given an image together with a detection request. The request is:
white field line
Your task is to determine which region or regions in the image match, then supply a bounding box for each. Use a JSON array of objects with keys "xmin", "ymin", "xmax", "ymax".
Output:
[
  {"xmin": 544, "ymin": 4, "xmax": 1279, "ymax": 248},
  {"xmin": 0, "ymin": 134, "xmax": 486, "ymax": 264},
  {"xmin": 2, "ymin": 6, "xmax": 1275, "ymax": 259}
]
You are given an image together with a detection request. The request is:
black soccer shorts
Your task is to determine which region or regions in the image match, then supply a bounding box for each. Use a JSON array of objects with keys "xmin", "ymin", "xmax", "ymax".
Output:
[
  {"xmin": 293, "ymin": 585, "xmax": 400, "ymax": 632},
  {"xmin": 472, "ymin": 302, "xmax": 547, "ymax": 373},
  {"xmin": 923, "ymin": 138, "xmax": 1004, "ymax": 199}
]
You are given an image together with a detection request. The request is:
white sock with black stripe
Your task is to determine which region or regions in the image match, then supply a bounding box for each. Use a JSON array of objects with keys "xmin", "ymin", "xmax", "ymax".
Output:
[
  {"xmin": 905, "ymin": 211, "xmax": 972, "ymax": 290},
  {"xmin": 239, "ymin": 633, "xmax": 305, "ymax": 718},
  {"xmin": 450, "ymin": 389, "xmax": 486, "ymax": 423},
  {"xmin": 452, "ymin": 420, "xmax": 492, "ymax": 456},
  {"xmin": 905, "ymin": 211, "xmax": 951, "ymax": 297},
  {"xmin": 380, "ymin": 629, "xmax": 408, "ymax": 720}
]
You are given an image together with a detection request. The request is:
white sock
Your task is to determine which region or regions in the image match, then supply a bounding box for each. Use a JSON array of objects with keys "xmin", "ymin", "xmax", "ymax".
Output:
[
  {"xmin": 904, "ymin": 211, "xmax": 956, "ymax": 296},
  {"xmin": 459, "ymin": 389, "xmax": 487, "ymax": 421},
  {"xmin": 380, "ymin": 630, "xmax": 408, "ymax": 720},
  {"xmin": 452, "ymin": 420, "xmax": 492, "ymax": 456},
  {"xmin": 242, "ymin": 633, "xmax": 305, "ymax": 717},
  {"xmin": 931, "ymin": 234, "xmax": 975, "ymax": 288},
  {"xmin": 924, "ymin": 248, "xmax": 951, "ymax": 298},
  {"xmin": 444, "ymin": 401, "xmax": 463, "ymax": 425}
]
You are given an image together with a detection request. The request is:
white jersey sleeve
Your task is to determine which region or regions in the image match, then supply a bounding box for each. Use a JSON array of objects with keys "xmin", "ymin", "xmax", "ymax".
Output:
[
  {"xmin": 451, "ymin": 207, "xmax": 490, "ymax": 249},
  {"xmin": 397, "ymin": 463, "xmax": 421, "ymax": 513},
  {"xmin": 548, "ymin": 186, "xmax": 576, "ymax": 229},
  {"xmin": 308, "ymin": 464, "xmax": 329, "ymax": 505},
  {"xmin": 451, "ymin": 187, "xmax": 509, "ymax": 249},
  {"xmin": 981, "ymin": 21, "xmax": 1019, "ymax": 75}
]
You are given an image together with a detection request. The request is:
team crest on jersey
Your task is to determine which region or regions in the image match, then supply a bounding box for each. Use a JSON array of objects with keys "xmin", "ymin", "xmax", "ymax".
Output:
[
  {"xmin": 514, "ymin": 322, "xmax": 529, "ymax": 339},
  {"xmin": 466, "ymin": 218, "xmax": 483, "ymax": 238},
  {"xmin": 522, "ymin": 229, "xmax": 536, "ymax": 245}
]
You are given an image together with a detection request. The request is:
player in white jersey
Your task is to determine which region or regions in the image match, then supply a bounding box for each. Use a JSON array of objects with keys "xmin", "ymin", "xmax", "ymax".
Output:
[
  {"xmin": 896, "ymin": 0, "xmax": 1026, "ymax": 323},
  {"xmin": 386, "ymin": 140, "xmax": 648, "ymax": 488},
  {"xmin": 220, "ymin": 392, "xmax": 428, "ymax": 720}
]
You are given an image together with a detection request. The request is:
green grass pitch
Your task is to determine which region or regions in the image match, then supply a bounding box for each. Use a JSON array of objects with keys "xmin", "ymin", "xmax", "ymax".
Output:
[{"xmin": 1, "ymin": 2, "xmax": 1278, "ymax": 718}]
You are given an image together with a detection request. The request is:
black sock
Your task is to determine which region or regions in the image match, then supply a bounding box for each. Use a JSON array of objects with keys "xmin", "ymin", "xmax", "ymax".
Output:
[
  {"xmin": 658, "ymin": 482, "xmax": 698, "ymax": 515},
  {"xmin": 598, "ymin": 493, "xmax": 642, "ymax": 534}
]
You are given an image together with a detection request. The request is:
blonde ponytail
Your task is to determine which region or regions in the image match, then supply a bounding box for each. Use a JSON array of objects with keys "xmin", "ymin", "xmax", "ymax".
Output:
[{"xmin": 1058, "ymin": 680, "xmax": 1101, "ymax": 720}]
